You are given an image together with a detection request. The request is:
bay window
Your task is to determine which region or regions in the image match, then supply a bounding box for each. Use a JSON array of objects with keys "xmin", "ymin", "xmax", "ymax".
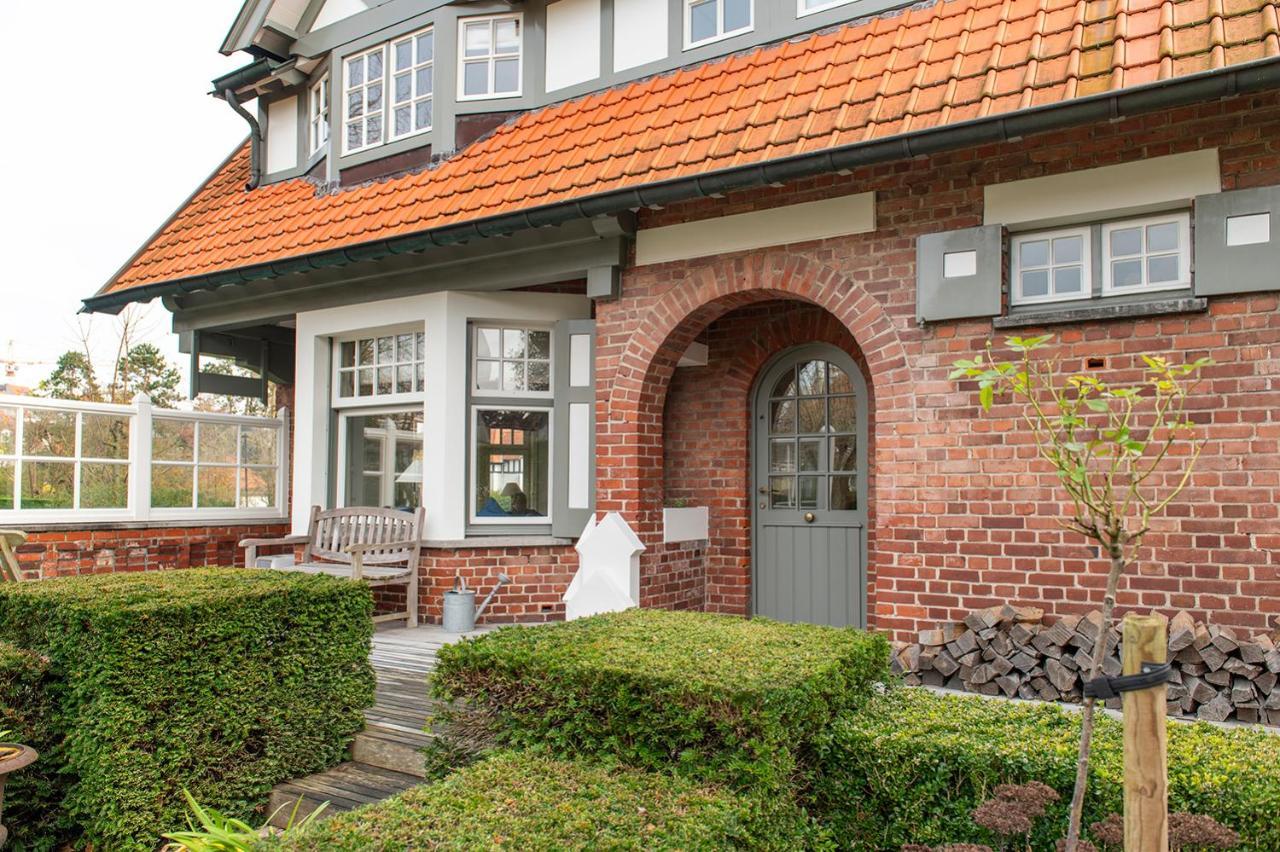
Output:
[{"xmin": 458, "ymin": 14, "xmax": 522, "ymax": 100}]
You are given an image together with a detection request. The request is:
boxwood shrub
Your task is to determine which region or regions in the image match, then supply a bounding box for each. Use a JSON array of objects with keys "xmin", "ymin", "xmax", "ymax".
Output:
[
  {"xmin": 265, "ymin": 751, "xmax": 827, "ymax": 851},
  {"xmin": 0, "ymin": 568, "xmax": 376, "ymax": 851},
  {"xmin": 0, "ymin": 641, "xmax": 57, "ymax": 848},
  {"xmin": 813, "ymin": 688, "xmax": 1280, "ymax": 851},
  {"xmin": 432, "ymin": 609, "xmax": 890, "ymax": 791}
]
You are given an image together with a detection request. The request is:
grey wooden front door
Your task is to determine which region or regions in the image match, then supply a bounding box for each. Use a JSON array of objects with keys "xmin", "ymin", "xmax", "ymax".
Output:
[{"xmin": 752, "ymin": 345, "xmax": 867, "ymax": 627}]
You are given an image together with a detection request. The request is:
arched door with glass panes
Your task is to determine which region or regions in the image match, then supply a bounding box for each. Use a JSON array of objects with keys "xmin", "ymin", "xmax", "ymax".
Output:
[{"xmin": 752, "ymin": 345, "xmax": 868, "ymax": 628}]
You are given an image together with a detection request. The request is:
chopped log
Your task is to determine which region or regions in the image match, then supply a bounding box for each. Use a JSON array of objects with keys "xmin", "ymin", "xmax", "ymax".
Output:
[
  {"xmin": 1019, "ymin": 683, "xmax": 1040, "ymax": 700},
  {"xmin": 1074, "ymin": 648, "xmax": 1095, "ymax": 671},
  {"xmin": 1047, "ymin": 657, "xmax": 1078, "ymax": 692},
  {"xmin": 1174, "ymin": 646, "xmax": 1204, "ymax": 666},
  {"xmin": 1183, "ymin": 674, "xmax": 1218, "ymax": 705},
  {"xmin": 941, "ymin": 622, "xmax": 968, "ymax": 642},
  {"xmin": 1037, "ymin": 681, "xmax": 1061, "ymax": 702},
  {"xmin": 1264, "ymin": 649, "xmax": 1280, "ymax": 674},
  {"xmin": 922, "ymin": 669, "xmax": 946, "ymax": 687},
  {"xmin": 1239, "ymin": 639, "xmax": 1267, "ymax": 665},
  {"xmin": 919, "ymin": 647, "xmax": 939, "ymax": 670},
  {"xmin": 947, "ymin": 630, "xmax": 978, "ymax": 657},
  {"xmin": 1033, "ymin": 632, "xmax": 1065, "ymax": 658},
  {"xmin": 1010, "ymin": 622, "xmax": 1038, "ymax": 646},
  {"xmin": 1255, "ymin": 670, "xmax": 1277, "ymax": 696},
  {"xmin": 897, "ymin": 644, "xmax": 922, "ymax": 673},
  {"xmin": 990, "ymin": 632, "xmax": 1013, "ymax": 658},
  {"xmin": 964, "ymin": 607, "xmax": 1001, "ymax": 632},
  {"xmin": 1076, "ymin": 610, "xmax": 1106, "ymax": 645},
  {"xmin": 1010, "ymin": 651, "xmax": 1038, "ymax": 673},
  {"xmin": 1102, "ymin": 654, "xmax": 1123, "ymax": 678},
  {"xmin": 918, "ymin": 628, "xmax": 947, "ymax": 647},
  {"xmin": 1198, "ymin": 643, "xmax": 1228, "ymax": 672},
  {"xmin": 1236, "ymin": 706, "xmax": 1260, "ymax": 724},
  {"xmin": 969, "ymin": 663, "xmax": 996, "ymax": 685},
  {"xmin": 973, "ymin": 680, "xmax": 1001, "ymax": 696},
  {"xmin": 990, "ymin": 655, "xmax": 1014, "ymax": 677},
  {"xmin": 1179, "ymin": 661, "xmax": 1207, "ymax": 677},
  {"xmin": 902, "ymin": 673, "xmax": 923, "ymax": 687},
  {"xmin": 1223, "ymin": 657, "xmax": 1262, "ymax": 679},
  {"xmin": 996, "ymin": 674, "xmax": 1021, "ymax": 696},
  {"xmin": 1003, "ymin": 604, "xmax": 1044, "ymax": 624},
  {"xmin": 1192, "ymin": 622, "xmax": 1213, "ymax": 651},
  {"xmin": 1168, "ymin": 611, "xmax": 1197, "ymax": 652},
  {"xmin": 1209, "ymin": 625, "xmax": 1239, "ymax": 654},
  {"xmin": 1197, "ymin": 692, "xmax": 1234, "ymax": 723},
  {"xmin": 1205, "ymin": 668, "xmax": 1232, "ymax": 687},
  {"xmin": 932, "ymin": 650, "xmax": 960, "ymax": 677},
  {"xmin": 1040, "ymin": 618, "xmax": 1077, "ymax": 648},
  {"xmin": 1265, "ymin": 691, "xmax": 1280, "ymax": 710},
  {"xmin": 955, "ymin": 650, "xmax": 980, "ymax": 667},
  {"xmin": 1233, "ymin": 677, "xmax": 1258, "ymax": 706}
]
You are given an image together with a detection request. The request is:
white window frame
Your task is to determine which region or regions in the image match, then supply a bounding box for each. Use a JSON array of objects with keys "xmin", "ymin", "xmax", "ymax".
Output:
[
  {"xmin": 457, "ymin": 13, "xmax": 524, "ymax": 101},
  {"xmin": 1009, "ymin": 226, "xmax": 1093, "ymax": 307},
  {"xmin": 470, "ymin": 323, "xmax": 554, "ymax": 400},
  {"xmin": 309, "ymin": 74, "xmax": 329, "ymax": 155},
  {"xmin": 149, "ymin": 413, "xmax": 285, "ymax": 517},
  {"xmin": 468, "ymin": 404, "xmax": 553, "ymax": 526},
  {"xmin": 334, "ymin": 404, "xmax": 425, "ymax": 510},
  {"xmin": 797, "ymin": 0, "xmax": 852, "ymax": 16},
  {"xmin": 1101, "ymin": 212, "xmax": 1192, "ymax": 296},
  {"xmin": 341, "ymin": 43, "xmax": 387, "ymax": 155},
  {"xmin": 388, "ymin": 26, "xmax": 434, "ymax": 142},
  {"xmin": 684, "ymin": 0, "xmax": 753, "ymax": 49},
  {"xmin": 331, "ymin": 326, "xmax": 426, "ymax": 409}
]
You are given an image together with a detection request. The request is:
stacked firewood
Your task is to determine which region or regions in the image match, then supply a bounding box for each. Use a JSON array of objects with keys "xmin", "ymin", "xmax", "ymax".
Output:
[{"xmin": 891, "ymin": 605, "xmax": 1280, "ymax": 726}]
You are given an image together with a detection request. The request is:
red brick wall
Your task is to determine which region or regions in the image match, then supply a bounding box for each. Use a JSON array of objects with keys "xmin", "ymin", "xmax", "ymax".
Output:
[
  {"xmin": 596, "ymin": 91, "xmax": 1280, "ymax": 640},
  {"xmin": 416, "ymin": 544, "xmax": 578, "ymax": 624},
  {"xmin": 15, "ymin": 523, "xmax": 289, "ymax": 580}
]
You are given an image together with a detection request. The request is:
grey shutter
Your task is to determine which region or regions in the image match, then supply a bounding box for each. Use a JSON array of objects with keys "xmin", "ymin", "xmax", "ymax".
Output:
[
  {"xmin": 916, "ymin": 225, "xmax": 1004, "ymax": 323},
  {"xmin": 1194, "ymin": 187, "xmax": 1280, "ymax": 296},
  {"xmin": 552, "ymin": 319, "xmax": 596, "ymax": 538}
]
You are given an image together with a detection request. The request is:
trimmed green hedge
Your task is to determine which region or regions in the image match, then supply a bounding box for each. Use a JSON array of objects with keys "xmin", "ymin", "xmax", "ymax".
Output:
[
  {"xmin": 265, "ymin": 751, "xmax": 827, "ymax": 851},
  {"xmin": 813, "ymin": 688, "xmax": 1280, "ymax": 851},
  {"xmin": 0, "ymin": 641, "xmax": 57, "ymax": 848},
  {"xmin": 0, "ymin": 568, "xmax": 376, "ymax": 850},
  {"xmin": 432, "ymin": 609, "xmax": 890, "ymax": 791}
]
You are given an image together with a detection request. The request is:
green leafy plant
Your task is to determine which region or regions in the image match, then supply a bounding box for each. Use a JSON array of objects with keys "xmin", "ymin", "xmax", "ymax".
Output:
[
  {"xmin": 951, "ymin": 336, "xmax": 1211, "ymax": 850},
  {"xmin": 432, "ymin": 609, "xmax": 890, "ymax": 793},
  {"xmin": 815, "ymin": 689, "xmax": 1276, "ymax": 851},
  {"xmin": 262, "ymin": 751, "xmax": 825, "ymax": 851},
  {"xmin": 0, "ymin": 569, "xmax": 375, "ymax": 850},
  {"xmin": 161, "ymin": 790, "xmax": 326, "ymax": 852}
]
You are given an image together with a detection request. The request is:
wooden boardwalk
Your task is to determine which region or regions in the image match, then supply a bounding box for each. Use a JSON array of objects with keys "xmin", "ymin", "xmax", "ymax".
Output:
[{"xmin": 267, "ymin": 625, "xmax": 492, "ymax": 827}]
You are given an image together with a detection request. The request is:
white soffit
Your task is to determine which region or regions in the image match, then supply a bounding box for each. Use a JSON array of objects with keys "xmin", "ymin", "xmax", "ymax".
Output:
[
  {"xmin": 635, "ymin": 192, "xmax": 876, "ymax": 266},
  {"xmin": 311, "ymin": 0, "xmax": 368, "ymax": 31},
  {"xmin": 984, "ymin": 149, "xmax": 1221, "ymax": 229},
  {"xmin": 613, "ymin": 0, "xmax": 668, "ymax": 72},
  {"xmin": 546, "ymin": 0, "xmax": 601, "ymax": 91},
  {"xmin": 265, "ymin": 0, "xmax": 309, "ymax": 30}
]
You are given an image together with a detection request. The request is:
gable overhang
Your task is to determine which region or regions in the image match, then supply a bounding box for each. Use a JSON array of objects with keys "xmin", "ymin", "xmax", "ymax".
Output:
[{"xmin": 82, "ymin": 55, "xmax": 1280, "ymax": 318}]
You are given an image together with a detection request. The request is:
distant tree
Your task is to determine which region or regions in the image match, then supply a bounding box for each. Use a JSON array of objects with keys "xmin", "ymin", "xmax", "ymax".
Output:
[
  {"xmin": 37, "ymin": 351, "xmax": 102, "ymax": 401},
  {"xmin": 116, "ymin": 343, "xmax": 182, "ymax": 408}
]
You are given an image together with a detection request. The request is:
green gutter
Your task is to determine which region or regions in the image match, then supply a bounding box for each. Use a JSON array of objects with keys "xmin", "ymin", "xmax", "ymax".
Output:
[{"xmin": 83, "ymin": 56, "xmax": 1280, "ymax": 315}]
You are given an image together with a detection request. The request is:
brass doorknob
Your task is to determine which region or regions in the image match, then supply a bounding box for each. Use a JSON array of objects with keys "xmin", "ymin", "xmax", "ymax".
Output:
[{"xmin": 803, "ymin": 512, "xmax": 816, "ymax": 523}]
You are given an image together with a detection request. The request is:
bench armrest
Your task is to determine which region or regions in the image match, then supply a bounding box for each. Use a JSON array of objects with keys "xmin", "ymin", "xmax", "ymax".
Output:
[{"xmin": 239, "ymin": 535, "xmax": 309, "ymax": 548}]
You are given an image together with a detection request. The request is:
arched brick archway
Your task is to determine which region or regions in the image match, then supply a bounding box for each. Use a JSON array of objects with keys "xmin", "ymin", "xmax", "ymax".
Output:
[{"xmin": 595, "ymin": 251, "xmax": 914, "ymax": 626}]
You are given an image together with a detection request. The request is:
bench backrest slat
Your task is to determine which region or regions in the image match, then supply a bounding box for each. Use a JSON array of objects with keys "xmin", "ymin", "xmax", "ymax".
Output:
[{"xmin": 302, "ymin": 506, "xmax": 425, "ymax": 565}]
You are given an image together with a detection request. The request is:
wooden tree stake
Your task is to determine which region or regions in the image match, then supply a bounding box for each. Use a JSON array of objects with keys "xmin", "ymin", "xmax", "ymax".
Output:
[{"xmin": 1123, "ymin": 612, "xmax": 1168, "ymax": 851}]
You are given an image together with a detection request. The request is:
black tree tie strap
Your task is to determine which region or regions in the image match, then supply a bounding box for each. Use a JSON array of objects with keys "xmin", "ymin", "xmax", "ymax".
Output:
[{"xmin": 1082, "ymin": 662, "xmax": 1174, "ymax": 700}]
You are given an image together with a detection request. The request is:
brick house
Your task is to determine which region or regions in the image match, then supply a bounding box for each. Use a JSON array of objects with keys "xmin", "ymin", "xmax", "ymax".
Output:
[{"xmin": 74, "ymin": 0, "xmax": 1279, "ymax": 637}]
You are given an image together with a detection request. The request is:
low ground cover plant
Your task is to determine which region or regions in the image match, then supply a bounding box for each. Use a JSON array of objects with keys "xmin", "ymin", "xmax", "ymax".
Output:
[
  {"xmin": 0, "ymin": 568, "xmax": 376, "ymax": 850},
  {"xmin": 431, "ymin": 608, "xmax": 890, "ymax": 791},
  {"xmin": 814, "ymin": 689, "xmax": 1280, "ymax": 851},
  {"xmin": 262, "ymin": 751, "xmax": 825, "ymax": 851}
]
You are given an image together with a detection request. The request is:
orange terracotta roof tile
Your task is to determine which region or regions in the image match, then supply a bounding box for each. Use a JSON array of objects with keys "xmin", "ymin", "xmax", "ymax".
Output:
[{"xmin": 96, "ymin": 0, "xmax": 1280, "ymax": 298}]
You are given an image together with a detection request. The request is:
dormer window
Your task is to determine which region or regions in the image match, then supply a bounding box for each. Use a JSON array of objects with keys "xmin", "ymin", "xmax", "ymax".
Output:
[
  {"xmin": 343, "ymin": 45, "xmax": 386, "ymax": 154},
  {"xmin": 390, "ymin": 27, "xmax": 434, "ymax": 140},
  {"xmin": 458, "ymin": 14, "xmax": 522, "ymax": 100},
  {"xmin": 309, "ymin": 74, "xmax": 329, "ymax": 155},
  {"xmin": 685, "ymin": 0, "xmax": 752, "ymax": 48}
]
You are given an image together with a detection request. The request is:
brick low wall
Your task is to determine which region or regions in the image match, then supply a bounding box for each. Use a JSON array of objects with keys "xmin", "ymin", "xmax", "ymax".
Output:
[{"xmin": 15, "ymin": 523, "xmax": 290, "ymax": 580}]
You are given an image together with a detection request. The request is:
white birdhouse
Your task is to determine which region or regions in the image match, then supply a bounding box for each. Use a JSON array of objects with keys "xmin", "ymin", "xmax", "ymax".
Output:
[{"xmin": 563, "ymin": 512, "xmax": 645, "ymax": 620}]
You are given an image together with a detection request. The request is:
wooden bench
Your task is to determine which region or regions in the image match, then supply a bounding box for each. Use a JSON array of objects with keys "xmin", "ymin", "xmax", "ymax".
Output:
[
  {"xmin": 241, "ymin": 506, "xmax": 424, "ymax": 627},
  {"xmin": 0, "ymin": 530, "xmax": 26, "ymax": 582}
]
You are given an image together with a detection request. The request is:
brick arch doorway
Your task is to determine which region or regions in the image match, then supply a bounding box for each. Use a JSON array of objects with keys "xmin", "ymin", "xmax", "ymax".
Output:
[{"xmin": 751, "ymin": 342, "xmax": 868, "ymax": 627}]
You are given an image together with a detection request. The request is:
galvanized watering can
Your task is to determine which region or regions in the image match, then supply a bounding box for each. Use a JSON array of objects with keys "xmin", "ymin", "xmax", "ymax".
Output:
[{"xmin": 443, "ymin": 572, "xmax": 511, "ymax": 633}]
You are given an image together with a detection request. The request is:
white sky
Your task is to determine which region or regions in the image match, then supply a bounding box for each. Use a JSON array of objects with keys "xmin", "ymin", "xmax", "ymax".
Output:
[{"xmin": 0, "ymin": 0, "xmax": 250, "ymax": 389}]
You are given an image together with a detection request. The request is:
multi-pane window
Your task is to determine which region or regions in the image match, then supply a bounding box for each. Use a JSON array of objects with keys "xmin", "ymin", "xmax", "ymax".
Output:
[
  {"xmin": 0, "ymin": 405, "xmax": 130, "ymax": 512},
  {"xmin": 390, "ymin": 28, "xmax": 434, "ymax": 140},
  {"xmin": 686, "ymin": 0, "xmax": 752, "ymax": 47},
  {"xmin": 343, "ymin": 45, "xmax": 386, "ymax": 154},
  {"xmin": 1102, "ymin": 213, "xmax": 1190, "ymax": 294},
  {"xmin": 472, "ymin": 408, "xmax": 550, "ymax": 523},
  {"xmin": 766, "ymin": 359, "xmax": 858, "ymax": 511},
  {"xmin": 339, "ymin": 409, "xmax": 424, "ymax": 511},
  {"xmin": 458, "ymin": 14, "xmax": 522, "ymax": 99},
  {"xmin": 473, "ymin": 326, "xmax": 551, "ymax": 395},
  {"xmin": 1010, "ymin": 228, "xmax": 1090, "ymax": 305},
  {"xmin": 798, "ymin": 0, "xmax": 851, "ymax": 15},
  {"xmin": 309, "ymin": 74, "xmax": 329, "ymax": 155},
  {"xmin": 150, "ymin": 418, "xmax": 279, "ymax": 510},
  {"xmin": 334, "ymin": 331, "xmax": 426, "ymax": 403}
]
